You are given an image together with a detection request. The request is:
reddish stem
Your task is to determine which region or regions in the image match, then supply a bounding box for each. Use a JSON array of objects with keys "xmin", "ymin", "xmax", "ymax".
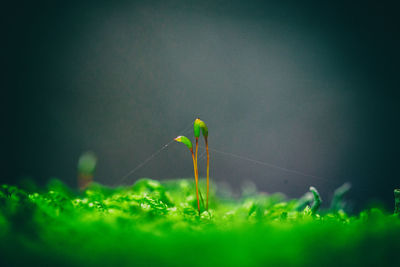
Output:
[{"xmin": 190, "ymin": 148, "xmax": 200, "ymax": 215}]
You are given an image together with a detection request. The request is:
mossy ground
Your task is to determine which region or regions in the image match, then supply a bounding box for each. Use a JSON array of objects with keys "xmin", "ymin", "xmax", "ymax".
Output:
[{"xmin": 1, "ymin": 178, "xmax": 399, "ymax": 266}]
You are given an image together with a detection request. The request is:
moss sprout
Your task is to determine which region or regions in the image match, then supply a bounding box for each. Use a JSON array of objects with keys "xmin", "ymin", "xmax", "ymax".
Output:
[
  {"xmin": 174, "ymin": 135, "xmax": 201, "ymax": 215},
  {"xmin": 330, "ymin": 182, "xmax": 351, "ymax": 212},
  {"xmin": 309, "ymin": 186, "xmax": 322, "ymax": 214},
  {"xmin": 77, "ymin": 151, "xmax": 97, "ymax": 190},
  {"xmin": 194, "ymin": 118, "xmax": 210, "ymax": 210},
  {"xmin": 394, "ymin": 189, "xmax": 400, "ymax": 215}
]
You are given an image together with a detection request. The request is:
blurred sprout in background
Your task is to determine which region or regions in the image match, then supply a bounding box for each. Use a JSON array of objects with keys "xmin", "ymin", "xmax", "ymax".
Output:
[
  {"xmin": 77, "ymin": 151, "xmax": 97, "ymax": 190},
  {"xmin": 330, "ymin": 182, "xmax": 351, "ymax": 212},
  {"xmin": 394, "ymin": 189, "xmax": 400, "ymax": 215}
]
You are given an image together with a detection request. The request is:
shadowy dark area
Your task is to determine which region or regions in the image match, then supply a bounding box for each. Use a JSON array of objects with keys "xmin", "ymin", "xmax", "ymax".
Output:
[{"xmin": 3, "ymin": 0, "xmax": 399, "ymax": 211}]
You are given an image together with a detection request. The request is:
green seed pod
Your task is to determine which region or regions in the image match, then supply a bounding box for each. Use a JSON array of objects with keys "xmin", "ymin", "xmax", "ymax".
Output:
[
  {"xmin": 174, "ymin": 136, "xmax": 193, "ymax": 150},
  {"xmin": 199, "ymin": 120, "xmax": 208, "ymax": 138},
  {"xmin": 194, "ymin": 118, "xmax": 201, "ymax": 138}
]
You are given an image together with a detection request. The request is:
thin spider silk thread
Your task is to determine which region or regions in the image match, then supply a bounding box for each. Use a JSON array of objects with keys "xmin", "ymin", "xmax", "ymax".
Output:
[
  {"xmin": 200, "ymin": 146, "xmax": 337, "ymax": 184},
  {"xmin": 195, "ymin": 145, "xmax": 372, "ymax": 192},
  {"xmin": 115, "ymin": 122, "xmax": 194, "ymax": 185},
  {"xmin": 115, "ymin": 125, "xmax": 348, "ymax": 187}
]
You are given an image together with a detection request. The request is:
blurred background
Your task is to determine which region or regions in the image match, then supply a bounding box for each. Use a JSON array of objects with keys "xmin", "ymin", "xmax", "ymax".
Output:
[{"xmin": 3, "ymin": 0, "xmax": 399, "ymax": 211}]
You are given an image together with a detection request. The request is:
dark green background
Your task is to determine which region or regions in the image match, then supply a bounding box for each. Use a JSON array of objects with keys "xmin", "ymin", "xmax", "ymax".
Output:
[{"xmin": 3, "ymin": 0, "xmax": 399, "ymax": 211}]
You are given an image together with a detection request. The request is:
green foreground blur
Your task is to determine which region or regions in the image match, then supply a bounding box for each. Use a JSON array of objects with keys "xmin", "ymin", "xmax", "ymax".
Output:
[{"xmin": 1, "ymin": 179, "xmax": 399, "ymax": 267}]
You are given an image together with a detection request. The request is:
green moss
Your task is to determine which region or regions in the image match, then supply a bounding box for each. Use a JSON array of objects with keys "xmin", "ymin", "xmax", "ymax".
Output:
[{"xmin": 0, "ymin": 179, "xmax": 399, "ymax": 266}]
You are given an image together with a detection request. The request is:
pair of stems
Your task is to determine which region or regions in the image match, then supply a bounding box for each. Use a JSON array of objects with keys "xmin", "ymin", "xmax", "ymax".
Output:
[
  {"xmin": 194, "ymin": 136, "xmax": 210, "ymax": 213},
  {"xmin": 174, "ymin": 117, "xmax": 209, "ymax": 216}
]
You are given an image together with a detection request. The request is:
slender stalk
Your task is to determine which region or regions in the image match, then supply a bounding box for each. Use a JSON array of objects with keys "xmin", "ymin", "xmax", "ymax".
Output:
[
  {"xmin": 195, "ymin": 137, "xmax": 199, "ymax": 189},
  {"xmin": 190, "ymin": 148, "xmax": 201, "ymax": 215},
  {"xmin": 174, "ymin": 135, "xmax": 200, "ymax": 215},
  {"xmin": 199, "ymin": 188, "xmax": 205, "ymax": 209},
  {"xmin": 205, "ymin": 137, "xmax": 209, "ymax": 210},
  {"xmin": 195, "ymin": 118, "xmax": 209, "ymax": 211},
  {"xmin": 195, "ymin": 137, "xmax": 199, "ymax": 164},
  {"xmin": 194, "ymin": 137, "xmax": 205, "ymax": 209}
]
